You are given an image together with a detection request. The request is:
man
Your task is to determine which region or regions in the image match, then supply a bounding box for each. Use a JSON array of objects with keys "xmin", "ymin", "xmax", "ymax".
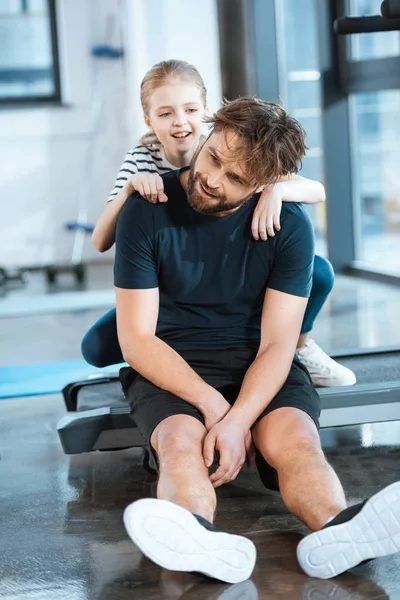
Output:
[{"xmin": 114, "ymin": 98, "xmax": 400, "ymax": 583}]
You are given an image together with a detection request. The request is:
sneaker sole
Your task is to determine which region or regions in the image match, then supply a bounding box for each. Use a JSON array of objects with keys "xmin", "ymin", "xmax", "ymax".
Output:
[
  {"xmin": 308, "ymin": 373, "xmax": 357, "ymax": 387},
  {"xmin": 297, "ymin": 481, "xmax": 400, "ymax": 579},
  {"xmin": 123, "ymin": 498, "xmax": 256, "ymax": 583}
]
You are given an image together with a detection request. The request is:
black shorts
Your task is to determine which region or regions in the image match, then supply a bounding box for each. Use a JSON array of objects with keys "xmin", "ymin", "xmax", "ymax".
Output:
[{"xmin": 120, "ymin": 347, "xmax": 321, "ymax": 490}]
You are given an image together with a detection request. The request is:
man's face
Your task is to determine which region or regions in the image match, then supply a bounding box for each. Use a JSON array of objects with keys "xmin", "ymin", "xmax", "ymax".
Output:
[{"xmin": 187, "ymin": 128, "xmax": 259, "ymax": 215}]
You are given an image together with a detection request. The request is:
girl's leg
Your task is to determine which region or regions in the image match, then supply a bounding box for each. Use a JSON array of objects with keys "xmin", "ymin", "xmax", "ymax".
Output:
[
  {"xmin": 81, "ymin": 308, "xmax": 124, "ymax": 367},
  {"xmin": 297, "ymin": 256, "xmax": 356, "ymax": 387},
  {"xmin": 299, "ymin": 255, "xmax": 334, "ymax": 344}
]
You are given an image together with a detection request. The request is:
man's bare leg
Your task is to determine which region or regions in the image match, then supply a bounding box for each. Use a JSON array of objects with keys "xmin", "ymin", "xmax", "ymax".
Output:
[
  {"xmin": 151, "ymin": 414, "xmax": 216, "ymax": 521},
  {"xmin": 123, "ymin": 413, "xmax": 257, "ymax": 583},
  {"xmin": 252, "ymin": 407, "xmax": 347, "ymax": 531},
  {"xmin": 253, "ymin": 407, "xmax": 400, "ymax": 578}
]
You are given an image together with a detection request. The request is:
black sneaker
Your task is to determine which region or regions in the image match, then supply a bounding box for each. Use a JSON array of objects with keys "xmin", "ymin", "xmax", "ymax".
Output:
[
  {"xmin": 297, "ymin": 481, "xmax": 400, "ymax": 578},
  {"xmin": 123, "ymin": 498, "xmax": 256, "ymax": 583}
]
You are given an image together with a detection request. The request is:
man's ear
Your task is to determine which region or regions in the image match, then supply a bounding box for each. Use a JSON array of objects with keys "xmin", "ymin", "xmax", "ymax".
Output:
[{"xmin": 255, "ymin": 185, "xmax": 265, "ymax": 193}]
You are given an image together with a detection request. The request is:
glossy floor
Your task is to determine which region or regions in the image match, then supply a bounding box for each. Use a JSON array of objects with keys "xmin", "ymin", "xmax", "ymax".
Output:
[{"xmin": 0, "ymin": 393, "xmax": 399, "ymax": 600}]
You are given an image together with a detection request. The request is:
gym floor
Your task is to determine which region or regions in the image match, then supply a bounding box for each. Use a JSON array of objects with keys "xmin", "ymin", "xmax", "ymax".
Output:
[{"xmin": 1, "ymin": 266, "xmax": 400, "ymax": 599}]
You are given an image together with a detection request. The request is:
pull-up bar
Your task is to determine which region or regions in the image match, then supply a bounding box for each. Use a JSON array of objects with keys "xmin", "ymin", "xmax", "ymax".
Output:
[{"xmin": 335, "ymin": 0, "xmax": 400, "ymax": 33}]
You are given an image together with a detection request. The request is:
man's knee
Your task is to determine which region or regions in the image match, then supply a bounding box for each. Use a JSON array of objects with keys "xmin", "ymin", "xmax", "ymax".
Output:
[
  {"xmin": 254, "ymin": 409, "xmax": 322, "ymax": 469},
  {"xmin": 151, "ymin": 415, "xmax": 206, "ymax": 461},
  {"xmin": 266, "ymin": 432, "xmax": 323, "ymax": 471}
]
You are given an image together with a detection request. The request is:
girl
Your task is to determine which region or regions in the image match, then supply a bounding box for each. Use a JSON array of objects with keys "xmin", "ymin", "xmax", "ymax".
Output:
[{"xmin": 83, "ymin": 59, "xmax": 355, "ymax": 387}]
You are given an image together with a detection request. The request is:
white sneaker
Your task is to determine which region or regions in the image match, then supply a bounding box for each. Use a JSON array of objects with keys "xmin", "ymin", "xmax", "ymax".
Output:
[
  {"xmin": 297, "ymin": 481, "xmax": 400, "ymax": 579},
  {"xmin": 296, "ymin": 339, "xmax": 356, "ymax": 387},
  {"xmin": 123, "ymin": 498, "xmax": 257, "ymax": 583}
]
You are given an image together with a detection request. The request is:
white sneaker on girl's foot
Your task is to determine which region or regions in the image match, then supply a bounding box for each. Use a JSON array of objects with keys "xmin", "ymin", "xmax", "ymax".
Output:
[{"xmin": 297, "ymin": 339, "xmax": 356, "ymax": 387}]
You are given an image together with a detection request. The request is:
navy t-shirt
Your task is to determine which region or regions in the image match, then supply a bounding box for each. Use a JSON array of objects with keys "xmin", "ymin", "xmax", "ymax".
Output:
[{"xmin": 114, "ymin": 168, "xmax": 315, "ymax": 351}]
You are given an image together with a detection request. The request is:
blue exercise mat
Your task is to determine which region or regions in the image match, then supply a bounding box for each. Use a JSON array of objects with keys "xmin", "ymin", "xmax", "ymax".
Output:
[
  {"xmin": 0, "ymin": 290, "xmax": 115, "ymax": 318},
  {"xmin": 0, "ymin": 359, "xmax": 126, "ymax": 399}
]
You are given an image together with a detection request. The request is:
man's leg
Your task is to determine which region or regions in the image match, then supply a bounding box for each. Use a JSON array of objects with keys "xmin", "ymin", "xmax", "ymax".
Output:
[
  {"xmin": 253, "ymin": 407, "xmax": 400, "ymax": 578},
  {"xmin": 252, "ymin": 407, "xmax": 346, "ymax": 531},
  {"xmin": 151, "ymin": 414, "xmax": 216, "ymax": 521},
  {"xmin": 123, "ymin": 407, "xmax": 256, "ymax": 583}
]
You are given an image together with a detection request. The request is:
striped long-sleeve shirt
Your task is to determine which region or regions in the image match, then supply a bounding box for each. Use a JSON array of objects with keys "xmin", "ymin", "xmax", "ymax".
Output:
[{"xmin": 108, "ymin": 144, "xmax": 176, "ymax": 202}]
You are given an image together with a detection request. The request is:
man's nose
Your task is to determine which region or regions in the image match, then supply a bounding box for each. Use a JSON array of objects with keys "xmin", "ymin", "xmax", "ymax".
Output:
[{"xmin": 206, "ymin": 172, "xmax": 221, "ymax": 191}]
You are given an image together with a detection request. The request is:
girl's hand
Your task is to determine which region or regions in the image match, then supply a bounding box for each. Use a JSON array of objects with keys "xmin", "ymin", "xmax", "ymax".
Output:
[
  {"xmin": 129, "ymin": 173, "xmax": 168, "ymax": 204},
  {"xmin": 251, "ymin": 184, "xmax": 282, "ymax": 241}
]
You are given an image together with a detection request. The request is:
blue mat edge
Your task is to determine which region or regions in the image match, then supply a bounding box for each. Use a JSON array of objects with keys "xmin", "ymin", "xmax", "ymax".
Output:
[{"xmin": 0, "ymin": 359, "xmax": 126, "ymax": 400}]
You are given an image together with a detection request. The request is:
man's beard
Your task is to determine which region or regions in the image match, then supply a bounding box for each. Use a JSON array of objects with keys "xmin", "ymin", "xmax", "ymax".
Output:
[{"xmin": 187, "ymin": 170, "xmax": 254, "ymax": 215}]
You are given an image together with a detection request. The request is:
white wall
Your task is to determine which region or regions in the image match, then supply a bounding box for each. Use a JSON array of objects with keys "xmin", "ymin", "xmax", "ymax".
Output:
[
  {"xmin": 0, "ymin": 0, "xmax": 222, "ymax": 270},
  {"xmin": 121, "ymin": 0, "xmax": 222, "ymax": 143}
]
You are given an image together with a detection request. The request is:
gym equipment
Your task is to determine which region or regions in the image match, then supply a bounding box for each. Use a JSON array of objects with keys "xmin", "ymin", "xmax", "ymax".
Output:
[
  {"xmin": 0, "ymin": 267, "xmax": 28, "ymax": 289},
  {"xmin": 53, "ymin": 35, "xmax": 123, "ymax": 287},
  {"xmin": 0, "ymin": 18, "xmax": 123, "ymax": 292},
  {"xmin": 57, "ymin": 346, "xmax": 400, "ymax": 455},
  {"xmin": 334, "ymin": 0, "xmax": 400, "ymax": 33}
]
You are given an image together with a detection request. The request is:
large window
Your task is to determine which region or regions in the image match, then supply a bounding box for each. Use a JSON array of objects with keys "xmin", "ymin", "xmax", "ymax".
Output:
[
  {"xmin": 276, "ymin": 0, "xmax": 327, "ymax": 255},
  {"xmin": 0, "ymin": 0, "xmax": 60, "ymax": 103},
  {"xmin": 351, "ymin": 90, "xmax": 400, "ymax": 271},
  {"xmin": 344, "ymin": 1, "xmax": 400, "ymax": 273},
  {"xmin": 314, "ymin": 0, "xmax": 400, "ymax": 278}
]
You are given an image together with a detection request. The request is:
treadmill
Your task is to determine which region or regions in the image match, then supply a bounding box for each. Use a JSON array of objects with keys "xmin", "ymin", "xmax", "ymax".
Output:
[{"xmin": 57, "ymin": 346, "xmax": 400, "ymax": 455}]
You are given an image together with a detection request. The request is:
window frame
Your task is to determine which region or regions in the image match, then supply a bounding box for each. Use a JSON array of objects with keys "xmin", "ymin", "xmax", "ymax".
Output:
[{"xmin": 0, "ymin": 0, "xmax": 61, "ymax": 106}]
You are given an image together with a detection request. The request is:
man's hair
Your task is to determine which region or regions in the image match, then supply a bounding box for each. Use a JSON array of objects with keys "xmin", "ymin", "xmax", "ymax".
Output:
[{"xmin": 204, "ymin": 97, "xmax": 307, "ymax": 184}]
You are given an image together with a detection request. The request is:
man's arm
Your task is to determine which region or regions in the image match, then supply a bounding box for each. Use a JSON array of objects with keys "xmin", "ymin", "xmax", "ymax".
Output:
[
  {"xmin": 224, "ymin": 287, "xmax": 308, "ymax": 429},
  {"xmin": 203, "ymin": 288, "xmax": 308, "ymax": 487},
  {"xmin": 114, "ymin": 197, "xmax": 231, "ymax": 429},
  {"xmin": 115, "ymin": 286, "xmax": 232, "ymax": 430}
]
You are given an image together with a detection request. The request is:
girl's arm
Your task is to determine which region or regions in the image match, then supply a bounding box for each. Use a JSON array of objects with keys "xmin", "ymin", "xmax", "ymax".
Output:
[
  {"xmin": 92, "ymin": 172, "xmax": 168, "ymax": 252},
  {"xmin": 275, "ymin": 174, "xmax": 325, "ymax": 205},
  {"xmin": 92, "ymin": 180, "xmax": 134, "ymax": 252},
  {"xmin": 92, "ymin": 145, "xmax": 169, "ymax": 253},
  {"xmin": 251, "ymin": 175, "xmax": 325, "ymax": 241},
  {"xmin": 92, "ymin": 149, "xmax": 139, "ymax": 253}
]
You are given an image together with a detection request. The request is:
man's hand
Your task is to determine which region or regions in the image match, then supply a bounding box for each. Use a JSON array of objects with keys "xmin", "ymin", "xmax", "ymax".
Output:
[
  {"xmin": 203, "ymin": 418, "xmax": 251, "ymax": 488},
  {"xmin": 201, "ymin": 390, "xmax": 232, "ymax": 432},
  {"xmin": 251, "ymin": 184, "xmax": 282, "ymax": 240},
  {"xmin": 128, "ymin": 173, "xmax": 168, "ymax": 204}
]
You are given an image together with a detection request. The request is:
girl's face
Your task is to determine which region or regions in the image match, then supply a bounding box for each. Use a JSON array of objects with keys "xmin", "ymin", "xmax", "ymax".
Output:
[{"xmin": 145, "ymin": 81, "xmax": 206, "ymax": 156}]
